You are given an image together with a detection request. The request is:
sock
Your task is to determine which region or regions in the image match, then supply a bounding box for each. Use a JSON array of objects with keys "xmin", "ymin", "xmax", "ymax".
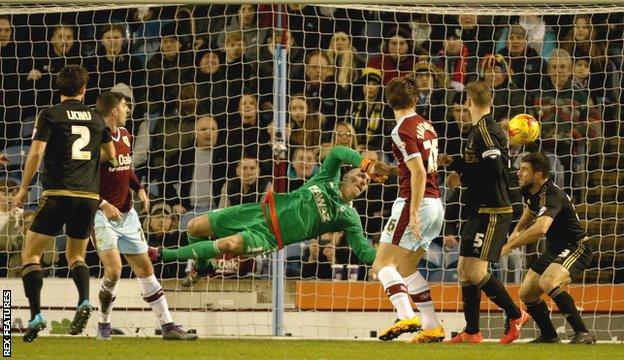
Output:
[
  {"xmin": 549, "ymin": 286, "xmax": 588, "ymax": 333},
  {"xmin": 187, "ymin": 233, "xmax": 209, "ymax": 271},
  {"xmin": 377, "ymin": 266, "xmax": 415, "ymax": 320},
  {"xmin": 161, "ymin": 240, "xmax": 221, "ymax": 263},
  {"xmin": 98, "ymin": 277, "xmax": 118, "ymax": 324},
  {"xmin": 461, "ymin": 282, "xmax": 481, "ymax": 334},
  {"xmin": 22, "ymin": 263, "xmax": 43, "ymax": 321},
  {"xmin": 138, "ymin": 274, "xmax": 173, "ymax": 326},
  {"xmin": 525, "ymin": 298, "xmax": 558, "ymax": 339},
  {"xmin": 477, "ymin": 273, "xmax": 521, "ymax": 319},
  {"xmin": 70, "ymin": 261, "xmax": 91, "ymax": 306},
  {"xmin": 404, "ymin": 271, "xmax": 440, "ymax": 329}
]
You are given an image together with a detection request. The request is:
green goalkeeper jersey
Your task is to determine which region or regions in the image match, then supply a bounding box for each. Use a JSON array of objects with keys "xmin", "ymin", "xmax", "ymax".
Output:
[{"xmin": 271, "ymin": 146, "xmax": 376, "ymax": 264}]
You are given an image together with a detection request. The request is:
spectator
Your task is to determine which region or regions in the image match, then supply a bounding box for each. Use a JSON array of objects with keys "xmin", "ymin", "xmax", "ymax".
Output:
[
  {"xmin": 288, "ymin": 94, "xmax": 322, "ymax": 148},
  {"xmin": 222, "ymin": 31, "xmax": 256, "ymax": 112},
  {"xmin": 258, "ymin": 29, "xmax": 305, "ymax": 110},
  {"xmin": 479, "ymin": 54, "xmax": 529, "ymax": 123},
  {"xmin": 412, "ymin": 59, "xmax": 453, "ymax": 135},
  {"xmin": 194, "ymin": 46, "xmax": 228, "ymax": 123},
  {"xmin": 286, "ymin": 5, "xmax": 334, "ymax": 51},
  {"xmin": 146, "ymin": 22, "xmax": 194, "ymax": 116},
  {"xmin": 440, "ymin": 91, "xmax": 471, "ymax": 157},
  {"xmin": 301, "ymin": 232, "xmax": 340, "ymax": 279},
  {"xmin": 217, "ymin": 4, "xmax": 268, "ymax": 63},
  {"xmin": 299, "ymin": 50, "xmax": 350, "ymax": 137},
  {"xmin": 218, "ymin": 156, "xmax": 271, "ymax": 209},
  {"xmin": 0, "ymin": 179, "xmax": 20, "ymax": 277},
  {"xmin": 84, "ymin": 24, "xmax": 146, "ymax": 120},
  {"xmin": 350, "ymin": 67, "xmax": 393, "ymax": 152},
  {"xmin": 497, "ymin": 24, "xmax": 546, "ymax": 93},
  {"xmin": 434, "ymin": 25, "xmax": 476, "ymax": 91},
  {"xmin": 227, "ymin": 93, "xmax": 272, "ymax": 174},
  {"xmin": 143, "ymin": 202, "xmax": 188, "ymax": 279},
  {"xmin": 536, "ymin": 48, "xmax": 602, "ymax": 192},
  {"xmin": 287, "ymin": 147, "xmax": 319, "ymax": 191},
  {"xmin": 331, "ymin": 122, "xmax": 359, "ymax": 150},
  {"xmin": 129, "ymin": 7, "xmax": 167, "ymax": 65},
  {"xmin": 495, "ymin": 15, "xmax": 557, "ymax": 60},
  {"xmin": 457, "ymin": 14, "xmax": 495, "ymax": 58},
  {"xmin": 327, "ymin": 32, "xmax": 365, "ymax": 94},
  {"xmin": 367, "ymin": 26, "xmax": 419, "ymax": 85}
]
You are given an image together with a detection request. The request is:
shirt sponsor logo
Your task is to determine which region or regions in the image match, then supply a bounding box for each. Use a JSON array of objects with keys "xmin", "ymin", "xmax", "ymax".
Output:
[
  {"xmin": 66, "ymin": 110, "xmax": 92, "ymax": 121},
  {"xmin": 309, "ymin": 185, "xmax": 331, "ymax": 222},
  {"xmin": 108, "ymin": 153, "xmax": 132, "ymax": 172}
]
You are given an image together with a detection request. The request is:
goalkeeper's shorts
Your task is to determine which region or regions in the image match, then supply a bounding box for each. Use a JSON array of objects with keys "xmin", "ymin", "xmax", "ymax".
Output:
[
  {"xmin": 207, "ymin": 203, "xmax": 278, "ymax": 255},
  {"xmin": 379, "ymin": 197, "xmax": 444, "ymax": 252}
]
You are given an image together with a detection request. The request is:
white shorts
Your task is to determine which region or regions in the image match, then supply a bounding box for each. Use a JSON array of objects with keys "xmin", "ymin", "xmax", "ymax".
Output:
[
  {"xmin": 379, "ymin": 197, "xmax": 444, "ymax": 252},
  {"xmin": 93, "ymin": 207, "xmax": 147, "ymax": 255}
]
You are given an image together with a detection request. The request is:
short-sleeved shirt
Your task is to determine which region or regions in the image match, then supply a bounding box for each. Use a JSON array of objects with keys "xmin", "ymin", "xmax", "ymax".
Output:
[
  {"xmin": 522, "ymin": 180, "xmax": 586, "ymax": 252},
  {"xmin": 390, "ymin": 113, "xmax": 440, "ymax": 199},
  {"xmin": 33, "ymin": 99, "xmax": 111, "ymax": 199}
]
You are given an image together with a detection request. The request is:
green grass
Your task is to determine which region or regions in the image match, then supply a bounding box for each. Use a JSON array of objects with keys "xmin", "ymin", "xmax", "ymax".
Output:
[{"xmin": 9, "ymin": 337, "xmax": 624, "ymax": 360}]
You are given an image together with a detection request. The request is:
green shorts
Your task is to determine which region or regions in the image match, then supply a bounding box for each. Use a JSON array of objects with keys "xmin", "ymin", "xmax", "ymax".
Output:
[{"xmin": 207, "ymin": 203, "xmax": 278, "ymax": 255}]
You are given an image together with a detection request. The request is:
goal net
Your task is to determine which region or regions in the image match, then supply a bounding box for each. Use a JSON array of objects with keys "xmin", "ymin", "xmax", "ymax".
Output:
[{"xmin": 1, "ymin": 2, "xmax": 623, "ymax": 341}]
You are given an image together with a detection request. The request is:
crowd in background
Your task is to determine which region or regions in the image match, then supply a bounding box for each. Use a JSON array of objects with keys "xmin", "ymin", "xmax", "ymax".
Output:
[{"xmin": 1, "ymin": 5, "xmax": 623, "ymax": 283}]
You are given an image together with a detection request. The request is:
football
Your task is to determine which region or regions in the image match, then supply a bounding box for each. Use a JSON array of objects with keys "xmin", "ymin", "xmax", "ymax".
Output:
[{"xmin": 508, "ymin": 113, "xmax": 540, "ymax": 146}]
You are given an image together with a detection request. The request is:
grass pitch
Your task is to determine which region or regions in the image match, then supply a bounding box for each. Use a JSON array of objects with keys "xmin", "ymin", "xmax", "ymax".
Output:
[{"xmin": 10, "ymin": 337, "xmax": 624, "ymax": 360}]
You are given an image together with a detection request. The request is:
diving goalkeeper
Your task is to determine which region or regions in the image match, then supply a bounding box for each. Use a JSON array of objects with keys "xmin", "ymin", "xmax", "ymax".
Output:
[{"xmin": 148, "ymin": 146, "xmax": 392, "ymax": 266}]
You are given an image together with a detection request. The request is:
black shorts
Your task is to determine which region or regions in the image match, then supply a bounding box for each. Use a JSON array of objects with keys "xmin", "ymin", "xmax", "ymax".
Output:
[
  {"xmin": 530, "ymin": 241, "xmax": 593, "ymax": 277},
  {"xmin": 460, "ymin": 212, "xmax": 512, "ymax": 262},
  {"xmin": 30, "ymin": 196, "xmax": 99, "ymax": 239}
]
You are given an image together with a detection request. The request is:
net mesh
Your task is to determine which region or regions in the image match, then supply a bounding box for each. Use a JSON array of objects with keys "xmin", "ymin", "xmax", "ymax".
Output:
[{"xmin": 1, "ymin": 3, "xmax": 622, "ymax": 340}]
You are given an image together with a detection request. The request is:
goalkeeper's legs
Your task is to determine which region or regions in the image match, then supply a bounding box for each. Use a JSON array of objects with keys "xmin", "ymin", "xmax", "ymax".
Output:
[
  {"xmin": 125, "ymin": 253, "xmax": 197, "ymax": 341},
  {"xmin": 21, "ymin": 231, "xmax": 52, "ymax": 342},
  {"xmin": 186, "ymin": 215, "xmax": 216, "ymax": 271}
]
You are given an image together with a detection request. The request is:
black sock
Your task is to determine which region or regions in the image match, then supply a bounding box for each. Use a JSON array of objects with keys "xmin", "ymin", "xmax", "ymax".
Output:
[
  {"xmin": 477, "ymin": 273, "xmax": 521, "ymax": 319},
  {"xmin": 70, "ymin": 261, "xmax": 90, "ymax": 306},
  {"xmin": 462, "ymin": 282, "xmax": 481, "ymax": 334},
  {"xmin": 22, "ymin": 263, "xmax": 43, "ymax": 321},
  {"xmin": 549, "ymin": 287, "xmax": 588, "ymax": 333},
  {"xmin": 525, "ymin": 298, "xmax": 558, "ymax": 339}
]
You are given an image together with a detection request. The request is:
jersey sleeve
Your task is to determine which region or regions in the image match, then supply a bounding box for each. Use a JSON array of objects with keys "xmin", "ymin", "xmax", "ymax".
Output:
[
  {"xmin": 32, "ymin": 109, "xmax": 52, "ymax": 142},
  {"xmin": 101, "ymin": 125, "xmax": 112, "ymax": 143},
  {"xmin": 307, "ymin": 146, "xmax": 363, "ymax": 184},
  {"xmin": 343, "ymin": 215, "xmax": 376, "ymax": 265},
  {"xmin": 476, "ymin": 120, "xmax": 504, "ymax": 159},
  {"xmin": 396, "ymin": 122, "xmax": 421, "ymax": 161},
  {"xmin": 539, "ymin": 189, "xmax": 562, "ymax": 219}
]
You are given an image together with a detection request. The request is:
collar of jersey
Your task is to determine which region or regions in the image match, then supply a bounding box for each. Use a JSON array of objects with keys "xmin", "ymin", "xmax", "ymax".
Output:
[{"xmin": 396, "ymin": 111, "xmax": 417, "ymax": 126}]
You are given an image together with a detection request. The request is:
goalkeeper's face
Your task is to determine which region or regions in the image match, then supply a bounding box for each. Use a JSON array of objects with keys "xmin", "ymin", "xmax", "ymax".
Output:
[{"xmin": 340, "ymin": 169, "xmax": 371, "ymax": 201}]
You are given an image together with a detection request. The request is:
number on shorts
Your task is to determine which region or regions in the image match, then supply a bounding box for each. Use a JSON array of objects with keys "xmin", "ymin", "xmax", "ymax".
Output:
[
  {"xmin": 71, "ymin": 125, "xmax": 91, "ymax": 160},
  {"xmin": 558, "ymin": 249, "xmax": 571, "ymax": 258},
  {"xmin": 386, "ymin": 219, "xmax": 397, "ymax": 233},
  {"xmin": 474, "ymin": 232, "xmax": 484, "ymax": 248},
  {"xmin": 423, "ymin": 139, "xmax": 439, "ymax": 173}
]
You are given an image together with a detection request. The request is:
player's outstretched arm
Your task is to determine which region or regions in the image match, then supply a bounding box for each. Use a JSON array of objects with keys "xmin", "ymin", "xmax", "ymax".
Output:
[
  {"xmin": 502, "ymin": 216, "xmax": 553, "ymax": 256},
  {"xmin": 14, "ymin": 140, "xmax": 47, "ymax": 208}
]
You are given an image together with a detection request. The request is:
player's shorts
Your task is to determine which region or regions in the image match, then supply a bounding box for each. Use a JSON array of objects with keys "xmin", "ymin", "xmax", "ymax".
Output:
[
  {"xmin": 380, "ymin": 197, "xmax": 444, "ymax": 252},
  {"xmin": 460, "ymin": 210, "xmax": 512, "ymax": 262},
  {"xmin": 93, "ymin": 207, "xmax": 147, "ymax": 255},
  {"xmin": 207, "ymin": 202, "xmax": 277, "ymax": 256},
  {"xmin": 530, "ymin": 240, "xmax": 593, "ymax": 277},
  {"xmin": 30, "ymin": 196, "xmax": 99, "ymax": 239}
]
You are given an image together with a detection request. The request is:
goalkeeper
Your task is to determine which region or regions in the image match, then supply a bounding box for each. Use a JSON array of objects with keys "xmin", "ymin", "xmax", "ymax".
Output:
[{"xmin": 149, "ymin": 146, "xmax": 391, "ymax": 267}]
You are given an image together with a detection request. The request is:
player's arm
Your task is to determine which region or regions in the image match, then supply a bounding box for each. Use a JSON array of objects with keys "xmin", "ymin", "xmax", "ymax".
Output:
[
  {"xmin": 14, "ymin": 140, "xmax": 47, "ymax": 208},
  {"xmin": 405, "ymin": 156, "xmax": 426, "ymax": 238},
  {"xmin": 100, "ymin": 126, "xmax": 115, "ymax": 164},
  {"xmin": 502, "ymin": 216, "xmax": 553, "ymax": 255},
  {"xmin": 343, "ymin": 224, "xmax": 376, "ymax": 265},
  {"xmin": 509, "ymin": 206, "xmax": 536, "ymax": 240},
  {"xmin": 311, "ymin": 146, "xmax": 391, "ymax": 183},
  {"xmin": 129, "ymin": 170, "xmax": 149, "ymax": 213}
]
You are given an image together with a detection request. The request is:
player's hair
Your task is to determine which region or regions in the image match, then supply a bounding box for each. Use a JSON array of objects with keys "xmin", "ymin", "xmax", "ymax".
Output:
[
  {"xmin": 56, "ymin": 64, "xmax": 89, "ymax": 97},
  {"xmin": 466, "ymin": 80, "xmax": 493, "ymax": 108},
  {"xmin": 385, "ymin": 74, "xmax": 418, "ymax": 110},
  {"xmin": 521, "ymin": 152, "xmax": 551, "ymax": 178},
  {"xmin": 96, "ymin": 91, "xmax": 125, "ymax": 117}
]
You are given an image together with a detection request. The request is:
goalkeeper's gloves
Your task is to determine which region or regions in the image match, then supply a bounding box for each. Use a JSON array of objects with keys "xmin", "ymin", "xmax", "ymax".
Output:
[{"xmin": 359, "ymin": 158, "xmax": 388, "ymax": 183}]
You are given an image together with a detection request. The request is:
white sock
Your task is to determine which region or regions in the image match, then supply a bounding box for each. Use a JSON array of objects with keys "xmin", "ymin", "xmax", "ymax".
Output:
[
  {"xmin": 138, "ymin": 274, "xmax": 173, "ymax": 326},
  {"xmin": 377, "ymin": 266, "xmax": 415, "ymax": 320},
  {"xmin": 404, "ymin": 271, "xmax": 440, "ymax": 329},
  {"xmin": 98, "ymin": 277, "xmax": 118, "ymax": 324}
]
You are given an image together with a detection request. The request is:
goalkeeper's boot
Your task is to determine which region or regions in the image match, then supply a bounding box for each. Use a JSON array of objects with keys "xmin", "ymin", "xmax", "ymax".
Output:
[
  {"xmin": 97, "ymin": 322, "xmax": 112, "ymax": 340},
  {"xmin": 500, "ymin": 309, "xmax": 530, "ymax": 344},
  {"xmin": 444, "ymin": 330, "xmax": 483, "ymax": 344},
  {"xmin": 69, "ymin": 300, "xmax": 93, "ymax": 335},
  {"xmin": 148, "ymin": 246, "xmax": 162, "ymax": 263},
  {"xmin": 378, "ymin": 316, "xmax": 422, "ymax": 341},
  {"xmin": 23, "ymin": 313, "xmax": 46, "ymax": 343},
  {"xmin": 410, "ymin": 325, "xmax": 446, "ymax": 343},
  {"xmin": 568, "ymin": 332, "xmax": 597, "ymax": 344},
  {"xmin": 181, "ymin": 268, "xmax": 201, "ymax": 288},
  {"xmin": 162, "ymin": 323, "xmax": 198, "ymax": 341},
  {"xmin": 529, "ymin": 335, "xmax": 562, "ymax": 343}
]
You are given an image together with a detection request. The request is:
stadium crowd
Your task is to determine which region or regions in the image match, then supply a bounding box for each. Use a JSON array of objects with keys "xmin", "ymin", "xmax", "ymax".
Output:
[{"xmin": 1, "ymin": 5, "xmax": 622, "ymax": 283}]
